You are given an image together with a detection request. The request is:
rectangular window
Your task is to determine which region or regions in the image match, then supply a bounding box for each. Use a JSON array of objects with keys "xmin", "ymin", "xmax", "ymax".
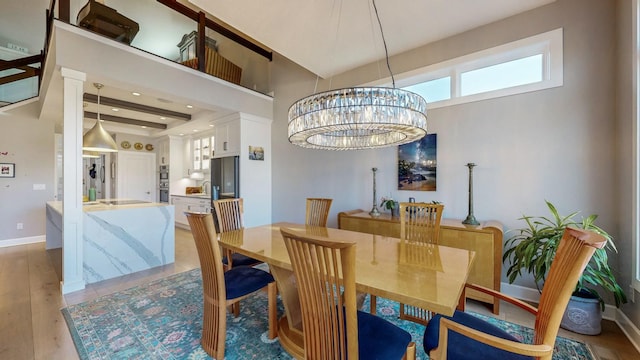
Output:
[
  {"xmin": 460, "ymin": 54, "xmax": 543, "ymax": 96},
  {"xmin": 383, "ymin": 28, "xmax": 563, "ymax": 109},
  {"xmin": 404, "ymin": 76, "xmax": 451, "ymax": 103}
]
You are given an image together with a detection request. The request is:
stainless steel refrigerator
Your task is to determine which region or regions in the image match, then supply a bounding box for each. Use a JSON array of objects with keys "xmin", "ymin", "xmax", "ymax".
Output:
[{"xmin": 210, "ymin": 156, "xmax": 240, "ymax": 200}]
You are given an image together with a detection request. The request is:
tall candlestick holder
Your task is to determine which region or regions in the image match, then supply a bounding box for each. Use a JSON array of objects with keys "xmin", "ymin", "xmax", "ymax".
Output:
[
  {"xmin": 462, "ymin": 163, "xmax": 480, "ymax": 225},
  {"xmin": 369, "ymin": 167, "xmax": 380, "ymax": 217}
]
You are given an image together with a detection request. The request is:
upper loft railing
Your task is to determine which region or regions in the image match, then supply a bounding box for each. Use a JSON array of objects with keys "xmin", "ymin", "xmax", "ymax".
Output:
[{"xmin": 0, "ymin": 0, "xmax": 273, "ymax": 109}]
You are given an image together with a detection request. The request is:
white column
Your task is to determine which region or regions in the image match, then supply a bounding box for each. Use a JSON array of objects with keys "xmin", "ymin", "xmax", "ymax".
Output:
[{"xmin": 61, "ymin": 67, "xmax": 86, "ymax": 294}]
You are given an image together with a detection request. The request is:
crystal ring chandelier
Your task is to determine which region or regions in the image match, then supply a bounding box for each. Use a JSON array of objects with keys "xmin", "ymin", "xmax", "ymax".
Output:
[
  {"xmin": 288, "ymin": 87, "xmax": 427, "ymax": 150},
  {"xmin": 287, "ymin": 0, "xmax": 428, "ymax": 150}
]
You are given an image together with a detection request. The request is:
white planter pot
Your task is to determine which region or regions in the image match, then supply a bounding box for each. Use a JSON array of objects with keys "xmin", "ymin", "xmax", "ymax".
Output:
[{"xmin": 560, "ymin": 292, "xmax": 602, "ymax": 335}]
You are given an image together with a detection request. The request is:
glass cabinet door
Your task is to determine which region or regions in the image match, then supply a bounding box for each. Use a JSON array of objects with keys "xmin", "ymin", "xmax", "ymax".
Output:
[
  {"xmin": 202, "ymin": 137, "xmax": 210, "ymax": 170},
  {"xmin": 193, "ymin": 139, "xmax": 201, "ymax": 170}
]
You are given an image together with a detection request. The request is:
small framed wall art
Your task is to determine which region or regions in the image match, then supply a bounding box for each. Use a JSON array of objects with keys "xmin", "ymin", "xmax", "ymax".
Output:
[
  {"xmin": 398, "ymin": 134, "xmax": 437, "ymax": 191},
  {"xmin": 249, "ymin": 146, "xmax": 264, "ymax": 161},
  {"xmin": 0, "ymin": 163, "xmax": 15, "ymax": 178}
]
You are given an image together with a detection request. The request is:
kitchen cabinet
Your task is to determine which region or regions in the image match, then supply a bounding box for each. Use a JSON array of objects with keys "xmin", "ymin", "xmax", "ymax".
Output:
[
  {"xmin": 157, "ymin": 138, "xmax": 170, "ymax": 166},
  {"xmin": 192, "ymin": 134, "xmax": 215, "ymax": 171},
  {"xmin": 171, "ymin": 195, "xmax": 211, "ymax": 228},
  {"xmin": 183, "ymin": 136, "xmax": 193, "ymax": 178},
  {"xmin": 213, "ymin": 118, "xmax": 240, "ymax": 158}
]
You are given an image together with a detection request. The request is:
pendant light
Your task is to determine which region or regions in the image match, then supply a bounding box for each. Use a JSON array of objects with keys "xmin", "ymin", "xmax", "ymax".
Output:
[
  {"xmin": 82, "ymin": 151, "xmax": 100, "ymax": 158},
  {"xmin": 83, "ymin": 83, "xmax": 118, "ymax": 152},
  {"xmin": 287, "ymin": 0, "xmax": 428, "ymax": 150}
]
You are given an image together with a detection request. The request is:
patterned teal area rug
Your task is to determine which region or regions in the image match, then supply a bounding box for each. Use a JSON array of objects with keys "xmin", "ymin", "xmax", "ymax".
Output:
[{"xmin": 62, "ymin": 269, "xmax": 595, "ymax": 359}]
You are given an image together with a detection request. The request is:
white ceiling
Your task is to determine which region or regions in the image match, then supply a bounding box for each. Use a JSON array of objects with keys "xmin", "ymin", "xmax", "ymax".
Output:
[
  {"xmin": 189, "ymin": 0, "xmax": 556, "ymax": 78},
  {"xmin": 2, "ymin": 0, "xmax": 556, "ymax": 136}
]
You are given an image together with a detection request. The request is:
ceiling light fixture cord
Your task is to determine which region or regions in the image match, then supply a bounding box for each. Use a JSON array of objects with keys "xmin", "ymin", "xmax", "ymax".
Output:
[
  {"xmin": 97, "ymin": 84, "xmax": 102, "ymax": 121},
  {"xmin": 372, "ymin": 0, "xmax": 395, "ymax": 88}
]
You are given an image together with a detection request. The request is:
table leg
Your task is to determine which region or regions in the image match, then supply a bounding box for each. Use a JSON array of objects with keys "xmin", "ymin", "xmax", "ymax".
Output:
[{"xmin": 270, "ymin": 265, "xmax": 304, "ymax": 358}]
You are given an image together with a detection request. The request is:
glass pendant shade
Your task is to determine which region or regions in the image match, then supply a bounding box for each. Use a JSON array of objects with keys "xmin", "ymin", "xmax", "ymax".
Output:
[
  {"xmin": 288, "ymin": 87, "xmax": 428, "ymax": 150},
  {"xmin": 83, "ymin": 83, "xmax": 118, "ymax": 153}
]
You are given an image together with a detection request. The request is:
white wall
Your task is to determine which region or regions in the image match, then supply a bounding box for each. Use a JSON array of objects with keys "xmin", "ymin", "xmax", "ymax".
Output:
[
  {"xmin": 616, "ymin": 0, "xmax": 640, "ymax": 326},
  {"xmin": 0, "ymin": 101, "xmax": 55, "ymax": 243}
]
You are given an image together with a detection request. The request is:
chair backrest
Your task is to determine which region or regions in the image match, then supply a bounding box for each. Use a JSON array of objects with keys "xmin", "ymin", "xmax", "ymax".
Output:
[
  {"xmin": 213, "ymin": 198, "xmax": 244, "ymax": 232},
  {"xmin": 399, "ymin": 202, "xmax": 444, "ymax": 244},
  {"xmin": 534, "ymin": 227, "xmax": 606, "ymax": 347},
  {"xmin": 185, "ymin": 212, "xmax": 227, "ymax": 357},
  {"xmin": 305, "ymin": 198, "xmax": 333, "ymax": 226},
  {"xmin": 280, "ymin": 228, "xmax": 358, "ymax": 360}
]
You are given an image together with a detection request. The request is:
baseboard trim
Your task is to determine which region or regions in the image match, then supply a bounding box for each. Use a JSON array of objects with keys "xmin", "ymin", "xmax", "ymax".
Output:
[
  {"xmin": 501, "ymin": 282, "xmax": 640, "ymax": 349},
  {"xmin": 614, "ymin": 309, "xmax": 640, "ymax": 355},
  {"xmin": 0, "ymin": 235, "xmax": 45, "ymax": 248},
  {"xmin": 500, "ymin": 282, "xmax": 618, "ymax": 320}
]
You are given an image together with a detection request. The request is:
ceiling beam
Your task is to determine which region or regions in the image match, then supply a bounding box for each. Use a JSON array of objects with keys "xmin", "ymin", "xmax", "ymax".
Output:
[
  {"xmin": 0, "ymin": 54, "xmax": 43, "ymax": 71},
  {"xmin": 84, "ymin": 112, "xmax": 168, "ymax": 129},
  {"xmin": 0, "ymin": 67, "xmax": 40, "ymax": 86},
  {"xmin": 83, "ymin": 93, "xmax": 192, "ymax": 121}
]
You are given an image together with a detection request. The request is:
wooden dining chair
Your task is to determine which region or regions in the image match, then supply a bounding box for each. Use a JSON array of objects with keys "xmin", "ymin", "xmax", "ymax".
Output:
[
  {"xmin": 213, "ymin": 198, "xmax": 262, "ymax": 270},
  {"xmin": 186, "ymin": 212, "xmax": 277, "ymax": 359},
  {"xmin": 424, "ymin": 227, "xmax": 606, "ymax": 360},
  {"xmin": 370, "ymin": 202, "xmax": 444, "ymax": 324},
  {"xmin": 305, "ymin": 198, "xmax": 333, "ymax": 226},
  {"xmin": 280, "ymin": 228, "xmax": 416, "ymax": 360}
]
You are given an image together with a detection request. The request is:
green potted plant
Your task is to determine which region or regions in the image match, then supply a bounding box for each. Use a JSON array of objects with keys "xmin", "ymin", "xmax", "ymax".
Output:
[
  {"xmin": 380, "ymin": 197, "xmax": 399, "ymax": 217},
  {"xmin": 503, "ymin": 200, "xmax": 627, "ymax": 335}
]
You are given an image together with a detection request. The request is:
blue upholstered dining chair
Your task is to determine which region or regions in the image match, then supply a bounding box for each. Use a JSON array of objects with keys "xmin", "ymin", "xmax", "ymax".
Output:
[
  {"xmin": 423, "ymin": 227, "xmax": 606, "ymax": 360},
  {"xmin": 186, "ymin": 212, "xmax": 277, "ymax": 359},
  {"xmin": 280, "ymin": 227, "xmax": 416, "ymax": 360}
]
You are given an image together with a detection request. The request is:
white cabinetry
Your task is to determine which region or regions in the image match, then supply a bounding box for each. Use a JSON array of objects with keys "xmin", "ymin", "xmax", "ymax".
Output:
[
  {"xmin": 157, "ymin": 138, "xmax": 170, "ymax": 166},
  {"xmin": 171, "ymin": 195, "xmax": 211, "ymax": 228},
  {"xmin": 172, "ymin": 196, "xmax": 188, "ymax": 226},
  {"xmin": 192, "ymin": 134, "xmax": 215, "ymax": 171},
  {"xmin": 213, "ymin": 119, "xmax": 240, "ymax": 158},
  {"xmin": 209, "ymin": 113, "xmax": 272, "ymax": 227}
]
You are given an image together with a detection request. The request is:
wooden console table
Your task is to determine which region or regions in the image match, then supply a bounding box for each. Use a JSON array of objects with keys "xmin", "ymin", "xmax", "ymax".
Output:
[{"xmin": 338, "ymin": 209, "xmax": 503, "ymax": 314}]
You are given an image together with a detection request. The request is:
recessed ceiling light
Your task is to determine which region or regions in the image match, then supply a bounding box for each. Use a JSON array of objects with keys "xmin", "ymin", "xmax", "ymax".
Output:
[
  {"xmin": 209, "ymin": 124, "xmax": 214, "ymax": 127},
  {"xmin": 112, "ymin": 108, "xmax": 119, "ymax": 112},
  {"xmin": 160, "ymin": 116, "xmax": 166, "ymax": 120},
  {"xmin": 141, "ymin": 126, "xmax": 147, "ymax": 129},
  {"xmin": 193, "ymin": 129, "xmax": 198, "ymax": 132},
  {"xmin": 179, "ymin": 133, "xmax": 184, "ymax": 136},
  {"xmin": 132, "ymin": 92, "xmax": 141, "ymax": 96},
  {"xmin": 186, "ymin": 104, "xmax": 193, "ymax": 109}
]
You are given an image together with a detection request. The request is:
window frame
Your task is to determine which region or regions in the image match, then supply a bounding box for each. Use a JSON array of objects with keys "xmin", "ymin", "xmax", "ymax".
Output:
[
  {"xmin": 632, "ymin": 0, "xmax": 640, "ymax": 292},
  {"xmin": 368, "ymin": 28, "xmax": 564, "ymax": 109}
]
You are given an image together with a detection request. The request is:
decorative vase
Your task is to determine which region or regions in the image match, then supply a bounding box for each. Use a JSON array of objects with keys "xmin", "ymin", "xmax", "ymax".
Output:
[
  {"xmin": 391, "ymin": 201, "xmax": 400, "ymax": 218},
  {"xmin": 560, "ymin": 290, "xmax": 602, "ymax": 335}
]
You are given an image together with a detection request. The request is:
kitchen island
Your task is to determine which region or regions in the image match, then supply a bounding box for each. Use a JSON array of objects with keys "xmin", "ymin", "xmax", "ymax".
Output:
[{"xmin": 46, "ymin": 199, "xmax": 175, "ymax": 285}]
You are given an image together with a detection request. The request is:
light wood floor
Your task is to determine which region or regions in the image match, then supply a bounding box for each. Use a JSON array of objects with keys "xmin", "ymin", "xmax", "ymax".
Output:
[{"xmin": 1, "ymin": 227, "xmax": 638, "ymax": 359}]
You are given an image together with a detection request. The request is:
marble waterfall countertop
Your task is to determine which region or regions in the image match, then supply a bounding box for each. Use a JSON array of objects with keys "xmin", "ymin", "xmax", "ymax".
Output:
[
  {"xmin": 46, "ymin": 199, "xmax": 175, "ymax": 285},
  {"xmin": 47, "ymin": 199, "xmax": 170, "ymax": 214},
  {"xmin": 170, "ymin": 193, "xmax": 210, "ymax": 199}
]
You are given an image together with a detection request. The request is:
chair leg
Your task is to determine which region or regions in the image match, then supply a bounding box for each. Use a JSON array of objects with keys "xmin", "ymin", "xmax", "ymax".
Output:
[
  {"xmin": 370, "ymin": 294, "xmax": 377, "ymax": 315},
  {"xmin": 232, "ymin": 303, "xmax": 240, "ymax": 317},
  {"xmin": 267, "ymin": 281, "xmax": 278, "ymax": 339},
  {"xmin": 404, "ymin": 342, "xmax": 416, "ymax": 360}
]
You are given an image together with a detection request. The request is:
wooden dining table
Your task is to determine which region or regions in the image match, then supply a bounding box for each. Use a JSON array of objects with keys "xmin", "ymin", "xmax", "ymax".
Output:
[{"xmin": 218, "ymin": 223, "xmax": 476, "ymax": 358}]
